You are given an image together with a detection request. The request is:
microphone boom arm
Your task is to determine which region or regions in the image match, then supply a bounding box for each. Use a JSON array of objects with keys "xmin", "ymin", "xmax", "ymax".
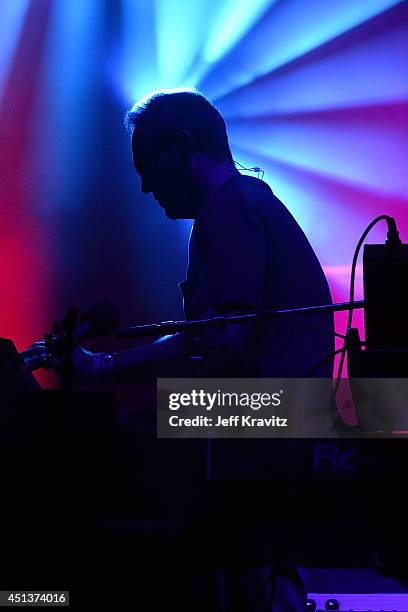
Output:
[{"xmin": 116, "ymin": 300, "xmax": 365, "ymax": 339}]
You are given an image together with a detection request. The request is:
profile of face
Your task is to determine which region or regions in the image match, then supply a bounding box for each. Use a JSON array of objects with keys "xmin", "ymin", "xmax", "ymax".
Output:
[{"xmin": 131, "ymin": 122, "xmax": 201, "ymax": 220}]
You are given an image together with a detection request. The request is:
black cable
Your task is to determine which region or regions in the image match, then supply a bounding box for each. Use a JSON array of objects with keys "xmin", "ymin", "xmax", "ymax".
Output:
[
  {"xmin": 260, "ymin": 311, "xmax": 346, "ymax": 340},
  {"xmin": 333, "ymin": 215, "xmax": 396, "ymax": 398},
  {"xmin": 217, "ymin": 159, "xmax": 265, "ymax": 180},
  {"xmin": 233, "ymin": 159, "xmax": 265, "ymax": 179},
  {"xmin": 303, "ymin": 347, "xmax": 343, "ymax": 377}
]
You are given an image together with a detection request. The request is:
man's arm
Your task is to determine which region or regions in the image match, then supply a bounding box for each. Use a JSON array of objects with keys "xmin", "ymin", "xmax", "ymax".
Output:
[
  {"xmin": 115, "ymin": 333, "xmax": 186, "ymax": 382},
  {"xmin": 71, "ymin": 332, "xmax": 187, "ymax": 386},
  {"xmin": 73, "ymin": 308, "xmax": 261, "ymax": 385},
  {"xmin": 23, "ymin": 310, "xmax": 261, "ymax": 384}
]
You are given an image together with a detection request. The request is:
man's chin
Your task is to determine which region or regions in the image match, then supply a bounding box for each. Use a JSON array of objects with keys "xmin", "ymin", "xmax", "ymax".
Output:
[
  {"xmin": 162, "ymin": 203, "xmax": 193, "ymax": 220},
  {"xmin": 164, "ymin": 209, "xmax": 179, "ymax": 220},
  {"xmin": 160, "ymin": 203, "xmax": 178, "ymax": 219}
]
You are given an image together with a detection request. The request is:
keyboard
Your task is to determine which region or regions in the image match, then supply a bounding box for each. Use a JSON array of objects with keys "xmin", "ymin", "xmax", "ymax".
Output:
[{"xmin": 307, "ymin": 593, "xmax": 408, "ymax": 611}]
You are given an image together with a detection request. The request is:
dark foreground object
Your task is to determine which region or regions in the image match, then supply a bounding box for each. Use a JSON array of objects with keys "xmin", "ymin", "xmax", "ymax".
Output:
[{"xmin": 1, "ymin": 391, "xmax": 408, "ymax": 609}]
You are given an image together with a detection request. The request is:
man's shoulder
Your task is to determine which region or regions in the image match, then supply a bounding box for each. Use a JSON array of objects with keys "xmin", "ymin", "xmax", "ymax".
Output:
[
  {"xmin": 194, "ymin": 174, "xmax": 281, "ymax": 236},
  {"xmin": 209, "ymin": 174, "xmax": 277, "ymax": 209}
]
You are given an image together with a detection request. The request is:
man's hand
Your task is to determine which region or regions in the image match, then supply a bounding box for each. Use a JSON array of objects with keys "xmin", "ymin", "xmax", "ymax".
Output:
[
  {"xmin": 21, "ymin": 341, "xmax": 105, "ymax": 385},
  {"xmin": 21, "ymin": 340, "xmax": 48, "ymax": 371}
]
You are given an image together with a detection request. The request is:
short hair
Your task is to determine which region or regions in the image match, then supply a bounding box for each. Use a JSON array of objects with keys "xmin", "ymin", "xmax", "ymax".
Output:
[{"xmin": 124, "ymin": 87, "xmax": 233, "ymax": 163}]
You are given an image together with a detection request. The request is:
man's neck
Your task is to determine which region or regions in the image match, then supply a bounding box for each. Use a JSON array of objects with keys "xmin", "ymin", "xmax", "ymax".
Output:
[{"xmin": 193, "ymin": 155, "xmax": 240, "ymax": 213}]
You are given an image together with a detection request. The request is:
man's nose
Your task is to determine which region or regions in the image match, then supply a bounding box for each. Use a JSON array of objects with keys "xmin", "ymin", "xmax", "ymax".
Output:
[{"xmin": 140, "ymin": 175, "xmax": 153, "ymax": 194}]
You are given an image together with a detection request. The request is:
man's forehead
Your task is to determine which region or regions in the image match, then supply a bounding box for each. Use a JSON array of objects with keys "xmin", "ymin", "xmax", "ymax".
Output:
[{"xmin": 131, "ymin": 122, "xmax": 156, "ymax": 158}]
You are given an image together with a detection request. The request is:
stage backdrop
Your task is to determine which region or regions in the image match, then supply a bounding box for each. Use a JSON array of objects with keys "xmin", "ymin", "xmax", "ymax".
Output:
[{"xmin": 1, "ymin": 0, "xmax": 407, "ymax": 386}]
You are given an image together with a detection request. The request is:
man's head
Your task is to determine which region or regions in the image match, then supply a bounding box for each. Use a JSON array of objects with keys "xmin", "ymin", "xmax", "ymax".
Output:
[{"xmin": 124, "ymin": 87, "xmax": 235, "ymax": 219}]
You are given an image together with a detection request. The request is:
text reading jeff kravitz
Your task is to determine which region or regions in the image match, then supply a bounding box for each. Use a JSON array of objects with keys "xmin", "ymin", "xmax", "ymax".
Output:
[{"xmin": 157, "ymin": 379, "xmax": 300, "ymax": 438}]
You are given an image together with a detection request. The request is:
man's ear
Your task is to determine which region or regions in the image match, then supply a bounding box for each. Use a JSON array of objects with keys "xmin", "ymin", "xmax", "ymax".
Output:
[{"xmin": 175, "ymin": 130, "xmax": 195, "ymax": 162}]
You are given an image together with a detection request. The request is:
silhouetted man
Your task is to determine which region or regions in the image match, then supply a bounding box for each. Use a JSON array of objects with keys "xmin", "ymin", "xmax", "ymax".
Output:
[
  {"xmin": 66, "ymin": 88, "xmax": 334, "ymax": 387},
  {"xmin": 28, "ymin": 88, "xmax": 334, "ymax": 610}
]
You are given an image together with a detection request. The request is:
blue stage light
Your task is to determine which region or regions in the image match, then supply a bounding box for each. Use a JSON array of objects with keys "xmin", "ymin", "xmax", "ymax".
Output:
[
  {"xmin": 200, "ymin": 0, "xmax": 403, "ymax": 100},
  {"xmin": 118, "ymin": 0, "xmax": 159, "ymax": 104},
  {"xmin": 203, "ymin": 0, "xmax": 274, "ymax": 63},
  {"xmin": 0, "ymin": 0, "xmax": 30, "ymax": 106},
  {"xmin": 154, "ymin": 0, "xmax": 210, "ymax": 87},
  {"xmin": 217, "ymin": 27, "xmax": 408, "ymax": 116}
]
